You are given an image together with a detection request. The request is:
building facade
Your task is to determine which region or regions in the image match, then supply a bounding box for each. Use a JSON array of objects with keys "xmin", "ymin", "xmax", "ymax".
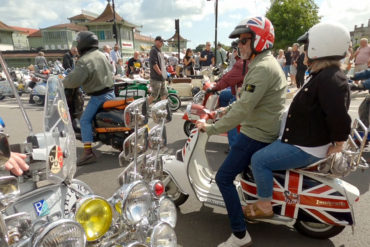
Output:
[
  {"xmin": 0, "ymin": 21, "xmax": 14, "ymax": 51},
  {"xmin": 41, "ymin": 23, "xmax": 87, "ymax": 50},
  {"xmin": 11, "ymin": 26, "xmax": 38, "ymax": 50},
  {"xmin": 350, "ymin": 19, "xmax": 370, "ymax": 46}
]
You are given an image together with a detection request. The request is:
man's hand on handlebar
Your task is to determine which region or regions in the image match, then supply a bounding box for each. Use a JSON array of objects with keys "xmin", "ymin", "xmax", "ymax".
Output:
[
  {"xmin": 196, "ymin": 120, "xmax": 210, "ymax": 132},
  {"xmin": 5, "ymin": 152, "xmax": 29, "ymax": 176},
  {"xmin": 206, "ymin": 87, "xmax": 217, "ymax": 94}
]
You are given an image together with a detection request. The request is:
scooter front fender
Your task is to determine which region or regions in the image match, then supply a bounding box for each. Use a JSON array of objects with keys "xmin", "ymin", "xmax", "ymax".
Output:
[{"xmin": 162, "ymin": 154, "xmax": 194, "ymax": 198}]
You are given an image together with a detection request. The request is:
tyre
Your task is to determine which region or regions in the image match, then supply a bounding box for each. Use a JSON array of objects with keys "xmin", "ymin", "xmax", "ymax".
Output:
[
  {"xmin": 183, "ymin": 120, "xmax": 195, "ymax": 137},
  {"xmin": 163, "ymin": 172, "xmax": 188, "ymax": 207},
  {"xmin": 0, "ymin": 96, "xmax": 5, "ymax": 100},
  {"xmin": 167, "ymin": 94, "xmax": 181, "ymax": 112},
  {"xmin": 294, "ymin": 220, "xmax": 345, "ymax": 239}
]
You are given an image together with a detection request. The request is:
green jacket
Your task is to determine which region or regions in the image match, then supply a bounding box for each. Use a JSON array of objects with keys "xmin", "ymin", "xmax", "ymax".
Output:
[
  {"xmin": 63, "ymin": 49, "xmax": 113, "ymax": 94},
  {"xmin": 207, "ymin": 50, "xmax": 287, "ymax": 143}
]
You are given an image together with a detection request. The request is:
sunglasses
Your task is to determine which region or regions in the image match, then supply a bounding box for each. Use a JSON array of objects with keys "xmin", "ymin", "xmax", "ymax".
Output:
[{"xmin": 239, "ymin": 38, "xmax": 252, "ymax": 45}]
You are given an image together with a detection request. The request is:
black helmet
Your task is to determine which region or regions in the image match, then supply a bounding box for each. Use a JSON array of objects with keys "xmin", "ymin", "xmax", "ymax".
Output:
[{"xmin": 76, "ymin": 31, "xmax": 99, "ymax": 55}]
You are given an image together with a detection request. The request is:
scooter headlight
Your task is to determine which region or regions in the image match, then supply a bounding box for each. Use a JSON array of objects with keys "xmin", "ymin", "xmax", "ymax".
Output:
[
  {"xmin": 32, "ymin": 219, "xmax": 85, "ymax": 247},
  {"xmin": 75, "ymin": 196, "xmax": 112, "ymax": 242},
  {"xmin": 122, "ymin": 181, "xmax": 152, "ymax": 224},
  {"xmin": 158, "ymin": 197, "xmax": 177, "ymax": 228},
  {"xmin": 149, "ymin": 222, "xmax": 177, "ymax": 247}
]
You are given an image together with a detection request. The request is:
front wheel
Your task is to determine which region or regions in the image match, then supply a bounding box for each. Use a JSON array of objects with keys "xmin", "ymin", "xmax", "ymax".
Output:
[
  {"xmin": 294, "ymin": 220, "xmax": 345, "ymax": 239},
  {"xmin": 167, "ymin": 94, "xmax": 181, "ymax": 112},
  {"xmin": 163, "ymin": 172, "xmax": 188, "ymax": 207},
  {"xmin": 183, "ymin": 120, "xmax": 195, "ymax": 137}
]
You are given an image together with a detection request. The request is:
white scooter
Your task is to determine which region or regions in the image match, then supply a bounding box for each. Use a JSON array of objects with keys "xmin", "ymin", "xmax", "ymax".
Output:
[{"xmin": 162, "ymin": 109, "xmax": 369, "ymax": 239}]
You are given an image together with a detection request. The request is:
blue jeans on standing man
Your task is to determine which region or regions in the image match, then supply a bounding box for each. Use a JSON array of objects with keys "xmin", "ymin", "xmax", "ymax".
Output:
[
  {"xmin": 80, "ymin": 91, "xmax": 115, "ymax": 143},
  {"xmin": 219, "ymin": 88, "xmax": 237, "ymax": 148},
  {"xmin": 215, "ymin": 133, "xmax": 269, "ymax": 232},
  {"xmin": 283, "ymin": 65, "xmax": 290, "ymax": 80},
  {"xmin": 251, "ymin": 139, "xmax": 321, "ymax": 200}
]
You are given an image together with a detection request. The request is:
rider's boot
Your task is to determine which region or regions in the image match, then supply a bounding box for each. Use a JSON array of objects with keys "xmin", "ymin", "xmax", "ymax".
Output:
[
  {"xmin": 217, "ymin": 231, "xmax": 252, "ymax": 247},
  {"xmin": 77, "ymin": 143, "xmax": 97, "ymax": 166}
]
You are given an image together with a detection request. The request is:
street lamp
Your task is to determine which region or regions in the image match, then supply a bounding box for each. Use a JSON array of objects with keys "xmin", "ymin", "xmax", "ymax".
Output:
[{"xmin": 207, "ymin": 0, "xmax": 218, "ymax": 65}]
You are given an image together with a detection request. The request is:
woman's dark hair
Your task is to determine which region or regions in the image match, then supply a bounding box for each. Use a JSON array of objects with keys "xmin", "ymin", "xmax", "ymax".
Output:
[{"xmin": 185, "ymin": 48, "xmax": 192, "ymax": 57}]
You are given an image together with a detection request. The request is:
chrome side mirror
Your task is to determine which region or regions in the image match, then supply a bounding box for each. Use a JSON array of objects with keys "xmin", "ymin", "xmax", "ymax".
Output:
[
  {"xmin": 0, "ymin": 176, "xmax": 20, "ymax": 209},
  {"xmin": 121, "ymin": 127, "xmax": 148, "ymax": 162},
  {"xmin": 123, "ymin": 98, "xmax": 148, "ymax": 128},
  {"xmin": 148, "ymin": 125, "xmax": 167, "ymax": 150},
  {"xmin": 0, "ymin": 133, "xmax": 10, "ymax": 168},
  {"xmin": 118, "ymin": 154, "xmax": 147, "ymax": 185},
  {"xmin": 151, "ymin": 100, "xmax": 171, "ymax": 124}
]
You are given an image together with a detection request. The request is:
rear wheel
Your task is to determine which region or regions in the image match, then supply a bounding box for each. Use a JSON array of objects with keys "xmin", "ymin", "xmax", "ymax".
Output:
[
  {"xmin": 167, "ymin": 94, "xmax": 181, "ymax": 112},
  {"xmin": 163, "ymin": 172, "xmax": 188, "ymax": 207},
  {"xmin": 183, "ymin": 120, "xmax": 195, "ymax": 137},
  {"xmin": 294, "ymin": 220, "xmax": 345, "ymax": 239}
]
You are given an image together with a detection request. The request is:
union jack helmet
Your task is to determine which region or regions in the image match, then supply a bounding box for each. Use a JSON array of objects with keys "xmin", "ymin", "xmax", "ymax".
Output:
[{"xmin": 229, "ymin": 16, "xmax": 275, "ymax": 53}]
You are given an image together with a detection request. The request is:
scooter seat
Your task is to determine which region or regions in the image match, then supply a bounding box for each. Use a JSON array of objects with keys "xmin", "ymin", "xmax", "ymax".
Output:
[{"xmin": 102, "ymin": 98, "xmax": 134, "ymax": 110}]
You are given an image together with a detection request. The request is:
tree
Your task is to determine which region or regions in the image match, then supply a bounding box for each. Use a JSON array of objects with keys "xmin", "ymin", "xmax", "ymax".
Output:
[
  {"xmin": 194, "ymin": 44, "xmax": 205, "ymax": 53},
  {"xmin": 266, "ymin": 0, "xmax": 321, "ymax": 50}
]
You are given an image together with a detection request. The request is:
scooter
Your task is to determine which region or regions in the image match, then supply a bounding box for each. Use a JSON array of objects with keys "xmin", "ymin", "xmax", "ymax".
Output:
[
  {"xmin": 114, "ymin": 76, "xmax": 181, "ymax": 111},
  {"xmin": 162, "ymin": 109, "xmax": 369, "ymax": 239},
  {"xmin": 182, "ymin": 79, "xmax": 219, "ymax": 136},
  {"xmin": 29, "ymin": 69, "xmax": 50, "ymax": 105}
]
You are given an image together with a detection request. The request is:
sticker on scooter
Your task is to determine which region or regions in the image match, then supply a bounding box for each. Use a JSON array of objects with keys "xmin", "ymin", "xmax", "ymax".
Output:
[
  {"xmin": 284, "ymin": 190, "xmax": 300, "ymax": 204},
  {"xmin": 49, "ymin": 145, "xmax": 64, "ymax": 174},
  {"xmin": 33, "ymin": 199, "xmax": 50, "ymax": 217},
  {"xmin": 58, "ymin": 100, "xmax": 69, "ymax": 124}
]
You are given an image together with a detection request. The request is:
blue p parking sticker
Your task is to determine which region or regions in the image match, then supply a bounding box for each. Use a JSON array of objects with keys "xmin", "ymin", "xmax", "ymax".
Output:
[{"xmin": 33, "ymin": 199, "xmax": 50, "ymax": 217}]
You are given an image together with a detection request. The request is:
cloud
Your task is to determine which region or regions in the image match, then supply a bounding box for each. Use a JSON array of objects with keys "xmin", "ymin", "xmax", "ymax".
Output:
[{"xmin": 319, "ymin": 0, "xmax": 370, "ymax": 31}]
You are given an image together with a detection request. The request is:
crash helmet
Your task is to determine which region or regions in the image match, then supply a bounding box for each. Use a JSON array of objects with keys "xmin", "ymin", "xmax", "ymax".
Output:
[
  {"xmin": 297, "ymin": 22, "xmax": 350, "ymax": 60},
  {"xmin": 76, "ymin": 31, "xmax": 99, "ymax": 55},
  {"xmin": 229, "ymin": 16, "xmax": 275, "ymax": 53}
]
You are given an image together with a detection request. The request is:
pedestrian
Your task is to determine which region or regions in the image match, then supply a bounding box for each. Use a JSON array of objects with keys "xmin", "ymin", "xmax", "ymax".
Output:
[
  {"xmin": 276, "ymin": 49, "xmax": 286, "ymax": 70},
  {"xmin": 62, "ymin": 47, "xmax": 78, "ymax": 70},
  {"xmin": 110, "ymin": 43, "xmax": 121, "ymax": 65},
  {"xmin": 216, "ymin": 43, "xmax": 227, "ymax": 69},
  {"xmin": 245, "ymin": 22, "xmax": 351, "ymax": 223},
  {"xmin": 103, "ymin": 45, "xmax": 115, "ymax": 74},
  {"xmin": 63, "ymin": 31, "xmax": 115, "ymax": 166},
  {"xmin": 127, "ymin": 51, "xmax": 143, "ymax": 76},
  {"xmin": 116, "ymin": 58, "xmax": 125, "ymax": 76},
  {"xmin": 34, "ymin": 51, "xmax": 48, "ymax": 70},
  {"xmin": 352, "ymin": 38, "xmax": 370, "ymax": 73},
  {"xmin": 283, "ymin": 47, "xmax": 292, "ymax": 80},
  {"xmin": 148, "ymin": 36, "xmax": 168, "ymax": 105},
  {"xmin": 227, "ymin": 40, "xmax": 239, "ymax": 70},
  {"xmin": 183, "ymin": 48, "xmax": 195, "ymax": 76},
  {"xmin": 168, "ymin": 53, "xmax": 179, "ymax": 68},
  {"xmin": 197, "ymin": 16, "xmax": 286, "ymax": 247},
  {"xmin": 290, "ymin": 43, "xmax": 300, "ymax": 87},
  {"xmin": 200, "ymin": 41, "xmax": 215, "ymax": 68},
  {"xmin": 295, "ymin": 45, "xmax": 307, "ymax": 88}
]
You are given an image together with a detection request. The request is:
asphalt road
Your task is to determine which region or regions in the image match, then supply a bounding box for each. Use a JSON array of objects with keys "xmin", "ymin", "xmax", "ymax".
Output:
[{"xmin": 1, "ymin": 91, "xmax": 370, "ymax": 247}]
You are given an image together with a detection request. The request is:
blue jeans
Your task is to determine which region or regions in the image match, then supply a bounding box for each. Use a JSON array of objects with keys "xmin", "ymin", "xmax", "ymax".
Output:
[
  {"xmin": 80, "ymin": 91, "xmax": 115, "ymax": 143},
  {"xmin": 251, "ymin": 140, "xmax": 321, "ymax": 200},
  {"xmin": 215, "ymin": 133, "xmax": 269, "ymax": 232},
  {"xmin": 283, "ymin": 65, "xmax": 290, "ymax": 79},
  {"xmin": 219, "ymin": 89, "xmax": 238, "ymax": 147}
]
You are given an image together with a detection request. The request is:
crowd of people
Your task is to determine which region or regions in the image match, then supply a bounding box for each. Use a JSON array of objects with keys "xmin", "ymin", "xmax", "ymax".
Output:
[{"xmin": 2, "ymin": 13, "xmax": 370, "ymax": 247}]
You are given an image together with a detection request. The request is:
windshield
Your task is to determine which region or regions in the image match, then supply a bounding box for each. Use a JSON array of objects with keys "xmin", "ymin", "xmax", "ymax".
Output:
[{"xmin": 43, "ymin": 75, "xmax": 76, "ymax": 181}]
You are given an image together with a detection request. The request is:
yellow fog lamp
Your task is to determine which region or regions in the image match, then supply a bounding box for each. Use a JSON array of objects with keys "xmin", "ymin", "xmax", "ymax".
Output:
[{"xmin": 75, "ymin": 196, "xmax": 112, "ymax": 242}]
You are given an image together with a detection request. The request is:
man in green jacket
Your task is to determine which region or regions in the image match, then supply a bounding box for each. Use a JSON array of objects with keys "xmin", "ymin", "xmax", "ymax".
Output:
[
  {"xmin": 63, "ymin": 31, "xmax": 114, "ymax": 166},
  {"xmin": 197, "ymin": 17, "xmax": 287, "ymax": 247}
]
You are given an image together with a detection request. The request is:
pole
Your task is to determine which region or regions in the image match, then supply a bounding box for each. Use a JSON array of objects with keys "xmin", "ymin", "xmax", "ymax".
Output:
[
  {"xmin": 214, "ymin": 0, "xmax": 218, "ymax": 66},
  {"xmin": 112, "ymin": 0, "xmax": 119, "ymax": 46},
  {"xmin": 175, "ymin": 19, "xmax": 180, "ymax": 60}
]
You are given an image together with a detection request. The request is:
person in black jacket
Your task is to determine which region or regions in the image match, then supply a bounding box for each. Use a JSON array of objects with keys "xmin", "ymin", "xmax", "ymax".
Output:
[
  {"xmin": 62, "ymin": 47, "xmax": 78, "ymax": 70},
  {"xmin": 296, "ymin": 45, "xmax": 308, "ymax": 88},
  {"xmin": 243, "ymin": 22, "xmax": 352, "ymax": 219}
]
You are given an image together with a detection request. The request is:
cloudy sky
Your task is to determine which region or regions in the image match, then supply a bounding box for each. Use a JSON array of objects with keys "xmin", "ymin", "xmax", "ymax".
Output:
[{"xmin": 0, "ymin": 0, "xmax": 369, "ymax": 48}]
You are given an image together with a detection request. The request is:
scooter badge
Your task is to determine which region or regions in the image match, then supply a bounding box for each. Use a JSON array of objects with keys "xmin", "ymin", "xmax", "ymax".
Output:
[
  {"xmin": 49, "ymin": 145, "xmax": 64, "ymax": 174},
  {"xmin": 58, "ymin": 100, "xmax": 69, "ymax": 124},
  {"xmin": 33, "ymin": 199, "xmax": 50, "ymax": 217}
]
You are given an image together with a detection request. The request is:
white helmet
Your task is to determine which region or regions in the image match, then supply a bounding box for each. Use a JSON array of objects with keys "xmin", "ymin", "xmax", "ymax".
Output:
[{"xmin": 297, "ymin": 22, "xmax": 350, "ymax": 60}]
